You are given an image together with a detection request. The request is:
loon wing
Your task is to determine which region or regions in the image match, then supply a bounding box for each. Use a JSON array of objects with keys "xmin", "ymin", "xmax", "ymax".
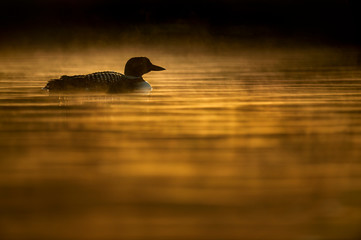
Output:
[{"xmin": 44, "ymin": 71, "xmax": 128, "ymax": 91}]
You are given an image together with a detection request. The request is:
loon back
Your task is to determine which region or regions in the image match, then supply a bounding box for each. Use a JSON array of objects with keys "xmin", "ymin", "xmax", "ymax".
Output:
[{"xmin": 44, "ymin": 71, "xmax": 147, "ymax": 93}]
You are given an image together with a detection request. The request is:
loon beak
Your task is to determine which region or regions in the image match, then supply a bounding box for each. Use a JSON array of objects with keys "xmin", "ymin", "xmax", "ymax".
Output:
[{"xmin": 151, "ymin": 64, "xmax": 166, "ymax": 71}]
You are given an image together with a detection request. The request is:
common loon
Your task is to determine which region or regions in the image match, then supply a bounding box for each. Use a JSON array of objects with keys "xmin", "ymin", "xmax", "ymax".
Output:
[{"xmin": 43, "ymin": 57, "xmax": 165, "ymax": 93}]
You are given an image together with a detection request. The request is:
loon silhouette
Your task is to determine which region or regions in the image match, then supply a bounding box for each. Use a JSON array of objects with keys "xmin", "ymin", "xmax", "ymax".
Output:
[{"xmin": 43, "ymin": 57, "xmax": 165, "ymax": 93}]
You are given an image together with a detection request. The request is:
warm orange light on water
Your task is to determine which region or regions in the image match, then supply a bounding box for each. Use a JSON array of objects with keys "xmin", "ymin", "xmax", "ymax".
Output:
[{"xmin": 1, "ymin": 46, "xmax": 361, "ymax": 240}]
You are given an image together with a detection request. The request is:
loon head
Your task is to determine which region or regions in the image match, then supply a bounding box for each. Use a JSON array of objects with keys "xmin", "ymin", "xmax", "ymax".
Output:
[{"xmin": 124, "ymin": 57, "xmax": 165, "ymax": 77}]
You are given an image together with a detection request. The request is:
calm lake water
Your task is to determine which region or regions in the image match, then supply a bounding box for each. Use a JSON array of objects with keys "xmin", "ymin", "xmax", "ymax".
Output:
[{"xmin": 1, "ymin": 44, "xmax": 361, "ymax": 240}]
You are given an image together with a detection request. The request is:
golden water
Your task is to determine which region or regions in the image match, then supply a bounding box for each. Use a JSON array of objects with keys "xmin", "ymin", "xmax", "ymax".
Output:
[{"xmin": 1, "ymin": 45, "xmax": 361, "ymax": 240}]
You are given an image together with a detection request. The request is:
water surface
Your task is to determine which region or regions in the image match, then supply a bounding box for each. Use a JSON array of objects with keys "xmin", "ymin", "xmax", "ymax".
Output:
[{"xmin": 1, "ymin": 46, "xmax": 361, "ymax": 240}]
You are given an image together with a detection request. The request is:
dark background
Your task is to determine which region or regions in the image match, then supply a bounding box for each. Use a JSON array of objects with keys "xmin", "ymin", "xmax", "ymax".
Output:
[{"xmin": 1, "ymin": 0, "xmax": 361, "ymax": 47}]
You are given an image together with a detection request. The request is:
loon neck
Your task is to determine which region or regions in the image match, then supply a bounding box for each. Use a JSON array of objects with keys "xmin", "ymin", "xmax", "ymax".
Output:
[
  {"xmin": 124, "ymin": 69, "xmax": 144, "ymax": 78},
  {"xmin": 124, "ymin": 75, "xmax": 144, "ymax": 80}
]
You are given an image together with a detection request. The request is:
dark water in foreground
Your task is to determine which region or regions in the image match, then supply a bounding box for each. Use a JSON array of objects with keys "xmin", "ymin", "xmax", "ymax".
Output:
[{"xmin": 1, "ymin": 46, "xmax": 361, "ymax": 240}]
